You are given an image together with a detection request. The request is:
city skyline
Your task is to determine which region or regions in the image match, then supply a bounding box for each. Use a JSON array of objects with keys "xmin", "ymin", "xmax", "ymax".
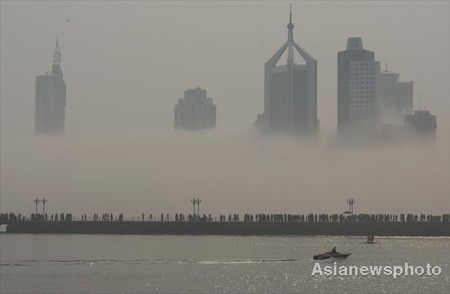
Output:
[
  {"xmin": 0, "ymin": 2, "xmax": 448, "ymax": 215},
  {"xmin": 1, "ymin": 3, "xmax": 447, "ymax": 137},
  {"xmin": 29, "ymin": 9, "xmax": 433, "ymax": 139},
  {"xmin": 0, "ymin": 3, "xmax": 448, "ymax": 293}
]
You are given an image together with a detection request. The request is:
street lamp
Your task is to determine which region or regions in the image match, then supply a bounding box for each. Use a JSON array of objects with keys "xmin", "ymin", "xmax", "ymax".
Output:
[
  {"xmin": 190, "ymin": 198, "xmax": 197, "ymax": 215},
  {"xmin": 33, "ymin": 197, "xmax": 40, "ymax": 214},
  {"xmin": 41, "ymin": 198, "xmax": 48, "ymax": 215},
  {"xmin": 197, "ymin": 198, "xmax": 202, "ymax": 216}
]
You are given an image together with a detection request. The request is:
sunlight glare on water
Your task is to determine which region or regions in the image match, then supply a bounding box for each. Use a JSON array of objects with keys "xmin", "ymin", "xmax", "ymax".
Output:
[{"xmin": 1, "ymin": 235, "xmax": 449, "ymax": 293}]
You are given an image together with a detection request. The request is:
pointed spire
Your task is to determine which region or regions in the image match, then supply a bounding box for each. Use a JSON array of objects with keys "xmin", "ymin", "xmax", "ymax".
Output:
[
  {"xmin": 52, "ymin": 35, "xmax": 62, "ymax": 74},
  {"xmin": 384, "ymin": 60, "xmax": 388, "ymax": 72},
  {"xmin": 289, "ymin": 3, "xmax": 292, "ymax": 25},
  {"xmin": 287, "ymin": 3, "xmax": 294, "ymax": 42}
]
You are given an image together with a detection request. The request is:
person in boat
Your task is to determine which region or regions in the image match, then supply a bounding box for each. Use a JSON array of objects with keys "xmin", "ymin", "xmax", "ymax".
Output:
[{"xmin": 330, "ymin": 247, "xmax": 337, "ymax": 254}]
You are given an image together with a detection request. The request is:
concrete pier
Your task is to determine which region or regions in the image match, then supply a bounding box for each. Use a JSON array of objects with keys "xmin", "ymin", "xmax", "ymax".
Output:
[{"xmin": 2, "ymin": 221, "xmax": 449, "ymax": 236}]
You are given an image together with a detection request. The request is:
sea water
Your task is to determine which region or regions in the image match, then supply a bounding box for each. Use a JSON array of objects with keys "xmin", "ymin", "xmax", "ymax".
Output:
[{"xmin": 1, "ymin": 234, "xmax": 449, "ymax": 293}]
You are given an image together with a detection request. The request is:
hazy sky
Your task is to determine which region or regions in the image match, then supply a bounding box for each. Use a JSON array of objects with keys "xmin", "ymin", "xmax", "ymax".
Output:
[{"xmin": 1, "ymin": 1, "xmax": 449, "ymax": 216}]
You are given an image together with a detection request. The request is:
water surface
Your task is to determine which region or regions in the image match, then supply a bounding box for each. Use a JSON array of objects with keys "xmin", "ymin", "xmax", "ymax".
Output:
[{"xmin": 1, "ymin": 234, "xmax": 449, "ymax": 293}]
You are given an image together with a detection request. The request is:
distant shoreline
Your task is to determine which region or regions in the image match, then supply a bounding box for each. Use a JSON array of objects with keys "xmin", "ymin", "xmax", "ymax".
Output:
[{"xmin": 2, "ymin": 221, "xmax": 449, "ymax": 236}]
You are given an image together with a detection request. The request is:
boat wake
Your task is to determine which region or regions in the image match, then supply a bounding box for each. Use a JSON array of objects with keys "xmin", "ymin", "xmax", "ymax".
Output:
[{"xmin": 1, "ymin": 258, "xmax": 302, "ymax": 267}]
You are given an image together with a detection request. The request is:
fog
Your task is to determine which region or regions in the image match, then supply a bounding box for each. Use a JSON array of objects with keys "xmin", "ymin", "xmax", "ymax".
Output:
[{"xmin": 1, "ymin": 1, "xmax": 449, "ymax": 216}]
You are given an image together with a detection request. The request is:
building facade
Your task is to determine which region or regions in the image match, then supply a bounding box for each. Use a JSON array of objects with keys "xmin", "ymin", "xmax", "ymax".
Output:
[
  {"xmin": 337, "ymin": 37, "xmax": 380, "ymax": 135},
  {"xmin": 35, "ymin": 38, "xmax": 67, "ymax": 135},
  {"xmin": 174, "ymin": 87, "xmax": 216, "ymax": 131},
  {"xmin": 378, "ymin": 69, "xmax": 413, "ymax": 125},
  {"xmin": 257, "ymin": 8, "xmax": 318, "ymax": 136}
]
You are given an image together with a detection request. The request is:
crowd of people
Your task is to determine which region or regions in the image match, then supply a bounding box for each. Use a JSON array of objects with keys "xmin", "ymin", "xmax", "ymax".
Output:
[{"xmin": 1, "ymin": 212, "xmax": 449, "ymax": 223}]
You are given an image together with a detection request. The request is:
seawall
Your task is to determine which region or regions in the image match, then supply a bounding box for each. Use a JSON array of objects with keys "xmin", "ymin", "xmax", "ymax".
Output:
[{"xmin": 3, "ymin": 221, "xmax": 450, "ymax": 236}]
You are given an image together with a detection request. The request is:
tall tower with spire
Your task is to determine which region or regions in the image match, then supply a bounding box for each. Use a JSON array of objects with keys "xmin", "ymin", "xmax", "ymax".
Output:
[
  {"xmin": 35, "ymin": 37, "xmax": 67, "ymax": 135},
  {"xmin": 256, "ymin": 5, "xmax": 318, "ymax": 136}
]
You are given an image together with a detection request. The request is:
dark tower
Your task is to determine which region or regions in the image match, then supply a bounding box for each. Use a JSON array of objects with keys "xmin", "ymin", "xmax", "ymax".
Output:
[{"xmin": 35, "ymin": 37, "xmax": 67, "ymax": 135}]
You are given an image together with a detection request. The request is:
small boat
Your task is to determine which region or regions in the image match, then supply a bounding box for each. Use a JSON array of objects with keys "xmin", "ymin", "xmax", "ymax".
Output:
[
  {"xmin": 313, "ymin": 248, "xmax": 351, "ymax": 260},
  {"xmin": 313, "ymin": 252, "xmax": 351, "ymax": 260}
]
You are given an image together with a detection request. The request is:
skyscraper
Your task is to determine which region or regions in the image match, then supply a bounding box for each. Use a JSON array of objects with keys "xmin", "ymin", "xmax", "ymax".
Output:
[
  {"xmin": 174, "ymin": 87, "xmax": 216, "ymax": 131},
  {"xmin": 337, "ymin": 37, "xmax": 380, "ymax": 136},
  {"xmin": 35, "ymin": 38, "xmax": 67, "ymax": 135},
  {"xmin": 257, "ymin": 6, "xmax": 318, "ymax": 136},
  {"xmin": 378, "ymin": 66, "xmax": 413, "ymax": 125}
]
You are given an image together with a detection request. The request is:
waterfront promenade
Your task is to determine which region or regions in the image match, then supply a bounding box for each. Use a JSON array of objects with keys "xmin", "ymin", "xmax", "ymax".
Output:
[{"xmin": 1, "ymin": 212, "xmax": 449, "ymax": 236}]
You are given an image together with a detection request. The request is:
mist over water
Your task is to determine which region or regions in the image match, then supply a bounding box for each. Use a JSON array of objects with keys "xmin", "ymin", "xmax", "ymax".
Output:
[
  {"xmin": 1, "ymin": 1, "xmax": 449, "ymax": 216},
  {"xmin": 2, "ymin": 128, "xmax": 448, "ymax": 216}
]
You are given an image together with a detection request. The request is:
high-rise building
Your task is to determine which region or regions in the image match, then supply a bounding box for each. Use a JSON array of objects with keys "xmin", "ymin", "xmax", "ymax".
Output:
[
  {"xmin": 174, "ymin": 87, "xmax": 216, "ymax": 131},
  {"xmin": 378, "ymin": 66, "xmax": 413, "ymax": 125},
  {"xmin": 257, "ymin": 6, "xmax": 318, "ymax": 136},
  {"xmin": 35, "ymin": 38, "xmax": 67, "ymax": 135},
  {"xmin": 337, "ymin": 37, "xmax": 380, "ymax": 135}
]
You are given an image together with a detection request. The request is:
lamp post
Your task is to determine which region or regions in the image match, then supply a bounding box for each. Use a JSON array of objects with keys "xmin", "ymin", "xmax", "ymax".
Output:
[
  {"xmin": 33, "ymin": 197, "xmax": 40, "ymax": 214},
  {"xmin": 42, "ymin": 198, "xmax": 48, "ymax": 215},
  {"xmin": 197, "ymin": 198, "xmax": 202, "ymax": 216},
  {"xmin": 190, "ymin": 198, "xmax": 197, "ymax": 216}
]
